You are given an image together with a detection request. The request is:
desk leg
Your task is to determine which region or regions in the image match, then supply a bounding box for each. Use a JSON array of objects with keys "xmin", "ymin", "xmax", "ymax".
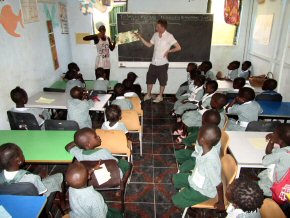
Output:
[{"xmin": 236, "ymin": 165, "xmax": 241, "ymax": 178}]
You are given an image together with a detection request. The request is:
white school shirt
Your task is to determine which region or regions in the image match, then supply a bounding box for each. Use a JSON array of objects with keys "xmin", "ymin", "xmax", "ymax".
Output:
[
  {"xmin": 188, "ymin": 85, "xmax": 204, "ymax": 101},
  {"xmin": 150, "ymin": 31, "xmax": 177, "ymax": 66},
  {"xmin": 95, "ymin": 37, "xmax": 110, "ymax": 69}
]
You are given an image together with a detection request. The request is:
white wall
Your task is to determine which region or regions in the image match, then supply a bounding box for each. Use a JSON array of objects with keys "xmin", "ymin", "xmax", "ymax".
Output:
[
  {"xmin": 0, "ymin": 0, "xmax": 71, "ymax": 129},
  {"xmin": 247, "ymin": 0, "xmax": 290, "ymax": 100},
  {"xmin": 67, "ymin": 0, "xmax": 251, "ymax": 94}
]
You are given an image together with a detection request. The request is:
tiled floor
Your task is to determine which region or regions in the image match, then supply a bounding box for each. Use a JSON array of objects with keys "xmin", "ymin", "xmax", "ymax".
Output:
[{"xmin": 27, "ymin": 96, "xmax": 228, "ymax": 218}]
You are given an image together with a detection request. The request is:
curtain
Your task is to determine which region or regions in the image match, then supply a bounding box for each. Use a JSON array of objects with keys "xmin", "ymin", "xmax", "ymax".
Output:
[{"xmin": 224, "ymin": 0, "xmax": 240, "ymax": 25}]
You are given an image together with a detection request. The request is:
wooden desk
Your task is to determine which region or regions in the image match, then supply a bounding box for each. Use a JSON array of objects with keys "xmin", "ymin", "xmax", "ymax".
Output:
[
  {"xmin": 227, "ymin": 131, "xmax": 269, "ymax": 178},
  {"xmin": 26, "ymin": 92, "xmax": 111, "ymax": 111},
  {"xmin": 0, "ymin": 130, "xmax": 74, "ymax": 163},
  {"xmin": 258, "ymin": 101, "xmax": 290, "ymax": 121},
  {"xmin": 0, "ymin": 195, "xmax": 47, "ymax": 218},
  {"xmin": 49, "ymin": 80, "xmax": 118, "ymax": 91},
  {"xmin": 217, "ymin": 80, "xmax": 262, "ymax": 93}
]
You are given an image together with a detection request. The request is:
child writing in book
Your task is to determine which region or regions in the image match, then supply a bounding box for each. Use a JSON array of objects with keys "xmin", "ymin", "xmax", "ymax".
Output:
[
  {"xmin": 65, "ymin": 128, "xmax": 129, "ymax": 177},
  {"xmin": 65, "ymin": 70, "xmax": 85, "ymax": 94},
  {"xmin": 65, "ymin": 162, "xmax": 123, "ymax": 218},
  {"xmin": 226, "ymin": 87, "xmax": 262, "ymax": 131},
  {"xmin": 10, "ymin": 86, "xmax": 50, "ymax": 126},
  {"xmin": 175, "ymin": 110, "xmax": 222, "ymax": 173},
  {"xmin": 258, "ymin": 123, "xmax": 290, "ymax": 197},
  {"xmin": 172, "ymin": 124, "xmax": 224, "ymax": 210},
  {"xmin": 111, "ymin": 83, "xmax": 133, "ymax": 110},
  {"xmin": 0, "ymin": 143, "xmax": 63, "ymax": 197},
  {"xmin": 226, "ymin": 178, "xmax": 264, "ymax": 218},
  {"xmin": 63, "ymin": 62, "xmax": 80, "ymax": 81},
  {"xmin": 102, "ymin": 105, "xmax": 128, "ymax": 134},
  {"xmin": 67, "ymin": 86, "xmax": 94, "ymax": 129},
  {"xmin": 93, "ymin": 67, "xmax": 109, "ymax": 93}
]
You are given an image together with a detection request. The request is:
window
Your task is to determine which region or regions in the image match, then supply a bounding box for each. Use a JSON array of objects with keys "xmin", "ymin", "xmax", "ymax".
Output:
[
  {"xmin": 207, "ymin": 0, "xmax": 242, "ymax": 45},
  {"xmin": 109, "ymin": 4, "xmax": 127, "ymax": 39}
]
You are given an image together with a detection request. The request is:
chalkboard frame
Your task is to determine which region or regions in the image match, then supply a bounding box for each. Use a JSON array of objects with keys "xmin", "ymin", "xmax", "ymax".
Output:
[{"xmin": 116, "ymin": 13, "xmax": 213, "ymax": 68}]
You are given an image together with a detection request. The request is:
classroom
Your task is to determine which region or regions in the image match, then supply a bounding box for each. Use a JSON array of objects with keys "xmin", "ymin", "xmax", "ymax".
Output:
[{"xmin": 0, "ymin": 0, "xmax": 290, "ymax": 217}]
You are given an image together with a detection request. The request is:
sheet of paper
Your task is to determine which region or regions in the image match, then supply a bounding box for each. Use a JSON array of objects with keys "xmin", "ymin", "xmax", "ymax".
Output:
[
  {"xmin": 93, "ymin": 163, "xmax": 111, "ymax": 185},
  {"xmin": 0, "ymin": 205, "xmax": 12, "ymax": 218},
  {"xmin": 248, "ymin": 138, "xmax": 267, "ymax": 150},
  {"xmin": 35, "ymin": 97, "xmax": 55, "ymax": 104},
  {"xmin": 116, "ymin": 30, "xmax": 140, "ymax": 45}
]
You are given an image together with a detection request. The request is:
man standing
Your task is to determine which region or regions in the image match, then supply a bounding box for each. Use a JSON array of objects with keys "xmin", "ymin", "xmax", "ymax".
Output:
[{"xmin": 137, "ymin": 19, "xmax": 181, "ymax": 103}]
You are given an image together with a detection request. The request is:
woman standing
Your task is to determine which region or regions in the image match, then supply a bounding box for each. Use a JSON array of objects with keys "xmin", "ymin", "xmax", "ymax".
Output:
[{"xmin": 83, "ymin": 25, "xmax": 116, "ymax": 80}]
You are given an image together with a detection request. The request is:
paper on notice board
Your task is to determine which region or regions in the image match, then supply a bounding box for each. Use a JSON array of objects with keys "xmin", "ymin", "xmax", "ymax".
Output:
[
  {"xmin": 35, "ymin": 97, "xmax": 55, "ymax": 104},
  {"xmin": 248, "ymin": 138, "xmax": 267, "ymax": 150},
  {"xmin": 94, "ymin": 163, "xmax": 111, "ymax": 185},
  {"xmin": 116, "ymin": 30, "xmax": 140, "ymax": 45}
]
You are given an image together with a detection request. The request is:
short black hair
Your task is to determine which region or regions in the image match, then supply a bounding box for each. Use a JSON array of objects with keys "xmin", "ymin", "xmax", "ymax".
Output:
[
  {"xmin": 206, "ymin": 80, "xmax": 218, "ymax": 92},
  {"xmin": 202, "ymin": 109, "xmax": 221, "ymax": 126},
  {"xmin": 98, "ymin": 25, "xmax": 106, "ymax": 32},
  {"xmin": 157, "ymin": 19, "xmax": 167, "ymax": 29},
  {"xmin": 95, "ymin": 67, "xmax": 105, "ymax": 80},
  {"xmin": 70, "ymin": 86, "xmax": 83, "ymax": 100},
  {"xmin": 233, "ymin": 77, "xmax": 246, "ymax": 89},
  {"xmin": 74, "ymin": 127, "xmax": 95, "ymax": 148},
  {"xmin": 203, "ymin": 61, "xmax": 213, "ymax": 69},
  {"xmin": 195, "ymin": 74, "xmax": 206, "ymax": 86},
  {"xmin": 232, "ymin": 61, "xmax": 241, "ymax": 68},
  {"xmin": 238, "ymin": 87, "xmax": 255, "ymax": 101},
  {"xmin": 105, "ymin": 105, "xmax": 122, "ymax": 123},
  {"xmin": 68, "ymin": 62, "xmax": 79, "ymax": 72},
  {"xmin": 114, "ymin": 83, "xmax": 125, "ymax": 96},
  {"xmin": 10, "ymin": 86, "xmax": 27, "ymax": 104},
  {"xmin": 122, "ymin": 79, "xmax": 134, "ymax": 91},
  {"xmin": 127, "ymin": 72, "xmax": 138, "ymax": 81},
  {"xmin": 243, "ymin": 61, "xmax": 252, "ymax": 68},
  {"xmin": 0, "ymin": 143, "xmax": 21, "ymax": 170},
  {"xmin": 262, "ymin": 79, "xmax": 277, "ymax": 91},
  {"xmin": 199, "ymin": 124, "xmax": 221, "ymax": 147},
  {"xmin": 276, "ymin": 123, "xmax": 290, "ymax": 145},
  {"xmin": 230, "ymin": 178, "xmax": 264, "ymax": 212}
]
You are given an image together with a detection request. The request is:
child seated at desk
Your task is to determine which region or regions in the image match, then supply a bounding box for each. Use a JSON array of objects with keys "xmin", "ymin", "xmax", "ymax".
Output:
[
  {"xmin": 102, "ymin": 105, "xmax": 128, "ymax": 134},
  {"xmin": 63, "ymin": 62, "xmax": 80, "ymax": 81},
  {"xmin": 65, "ymin": 70, "xmax": 85, "ymax": 94},
  {"xmin": 257, "ymin": 78, "xmax": 282, "ymax": 98},
  {"xmin": 125, "ymin": 72, "xmax": 142, "ymax": 97},
  {"xmin": 67, "ymin": 86, "xmax": 94, "ymax": 129},
  {"xmin": 198, "ymin": 61, "xmax": 216, "ymax": 80},
  {"xmin": 175, "ymin": 63, "xmax": 198, "ymax": 100},
  {"xmin": 174, "ymin": 80, "xmax": 218, "ymax": 124},
  {"xmin": 65, "ymin": 162, "xmax": 123, "ymax": 218},
  {"xmin": 217, "ymin": 61, "xmax": 240, "ymax": 81},
  {"xmin": 172, "ymin": 124, "xmax": 224, "ymax": 210},
  {"xmin": 175, "ymin": 110, "xmax": 222, "ymax": 173},
  {"xmin": 226, "ymin": 87, "xmax": 262, "ymax": 131},
  {"xmin": 65, "ymin": 128, "xmax": 129, "ymax": 177},
  {"xmin": 226, "ymin": 178, "xmax": 264, "ymax": 218},
  {"xmin": 10, "ymin": 86, "xmax": 50, "ymax": 126},
  {"xmin": 122, "ymin": 79, "xmax": 138, "ymax": 97},
  {"xmin": 172, "ymin": 74, "xmax": 205, "ymax": 117},
  {"xmin": 238, "ymin": 61, "xmax": 252, "ymax": 79},
  {"xmin": 258, "ymin": 123, "xmax": 290, "ymax": 198},
  {"xmin": 93, "ymin": 67, "xmax": 109, "ymax": 93},
  {"xmin": 111, "ymin": 83, "xmax": 133, "ymax": 110},
  {"xmin": 0, "ymin": 143, "xmax": 63, "ymax": 197},
  {"xmin": 226, "ymin": 77, "xmax": 246, "ymax": 100}
]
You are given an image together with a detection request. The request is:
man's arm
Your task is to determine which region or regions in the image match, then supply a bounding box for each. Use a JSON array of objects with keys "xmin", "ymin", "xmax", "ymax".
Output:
[
  {"xmin": 135, "ymin": 33, "xmax": 153, "ymax": 48},
  {"xmin": 164, "ymin": 42, "xmax": 181, "ymax": 58}
]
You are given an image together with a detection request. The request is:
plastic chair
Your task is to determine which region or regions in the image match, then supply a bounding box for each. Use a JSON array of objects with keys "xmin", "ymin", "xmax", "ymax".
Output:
[
  {"xmin": 256, "ymin": 93, "xmax": 283, "ymax": 102},
  {"xmin": 127, "ymin": 96, "xmax": 144, "ymax": 126},
  {"xmin": 44, "ymin": 120, "xmax": 79, "ymax": 130},
  {"xmin": 121, "ymin": 110, "xmax": 143, "ymax": 156},
  {"xmin": 220, "ymin": 131, "xmax": 229, "ymax": 158},
  {"xmin": 95, "ymin": 129, "xmax": 132, "ymax": 162},
  {"xmin": 260, "ymin": 198, "xmax": 286, "ymax": 218},
  {"xmin": 245, "ymin": 121, "xmax": 281, "ymax": 132},
  {"xmin": 182, "ymin": 154, "xmax": 237, "ymax": 217},
  {"xmin": 7, "ymin": 111, "xmax": 41, "ymax": 130},
  {"xmin": 0, "ymin": 182, "xmax": 38, "ymax": 196}
]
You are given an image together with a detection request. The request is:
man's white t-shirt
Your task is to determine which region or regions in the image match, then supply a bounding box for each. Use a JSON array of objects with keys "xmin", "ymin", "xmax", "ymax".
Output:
[{"xmin": 150, "ymin": 31, "xmax": 177, "ymax": 66}]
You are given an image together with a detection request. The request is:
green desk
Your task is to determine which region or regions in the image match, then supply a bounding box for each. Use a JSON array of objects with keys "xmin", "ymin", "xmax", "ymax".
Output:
[
  {"xmin": 49, "ymin": 80, "xmax": 118, "ymax": 91},
  {"xmin": 0, "ymin": 130, "xmax": 74, "ymax": 163}
]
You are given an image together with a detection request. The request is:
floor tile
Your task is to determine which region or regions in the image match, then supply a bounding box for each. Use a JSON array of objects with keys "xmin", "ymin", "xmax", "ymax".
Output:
[
  {"xmin": 153, "ymin": 132, "xmax": 173, "ymax": 144},
  {"xmin": 154, "ymin": 184, "xmax": 176, "ymax": 204},
  {"xmin": 132, "ymin": 142, "xmax": 152, "ymax": 154},
  {"xmin": 130, "ymin": 167, "xmax": 154, "ymax": 183},
  {"xmin": 155, "ymin": 204, "xmax": 182, "ymax": 218},
  {"xmin": 132, "ymin": 153, "xmax": 153, "ymax": 168},
  {"xmin": 154, "ymin": 155, "xmax": 177, "ymax": 168},
  {"xmin": 124, "ymin": 203, "xmax": 154, "ymax": 218},
  {"xmin": 154, "ymin": 167, "xmax": 178, "ymax": 183},
  {"xmin": 125, "ymin": 183, "xmax": 154, "ymax": 203},
  {"xmin": 153, "ymin": 143, "xmax": 175, "ymax": 154}
]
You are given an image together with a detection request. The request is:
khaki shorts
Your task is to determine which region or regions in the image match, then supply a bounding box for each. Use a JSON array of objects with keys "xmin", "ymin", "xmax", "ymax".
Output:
[{"xmin": 146, "ymin": 64, "xmax": 169, "ymax": 86}]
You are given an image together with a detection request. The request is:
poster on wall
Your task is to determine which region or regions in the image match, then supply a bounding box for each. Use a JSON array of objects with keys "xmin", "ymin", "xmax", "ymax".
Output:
[
  {"xmin": 58, "ymin": 2, "xmax": 68, "ymax": 34},
  {"xmin": 253, "ymin": 14, "xmax": 274, "ymax": 46},
  {"xmin": 47, "ymin": 20, "xmax": 59, "ymax": 70},
  {"xmin": 19, "ymin": 0, "xmax": 39, "ymax": 23}
]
